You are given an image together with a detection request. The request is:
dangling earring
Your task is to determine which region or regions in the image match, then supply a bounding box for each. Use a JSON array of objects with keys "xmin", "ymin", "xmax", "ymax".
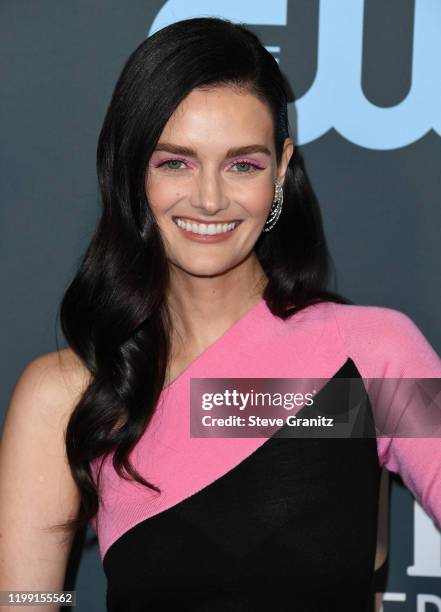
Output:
[{"xmin": 263, "ymin": 178, "xmax": 284, "ymax": 232}]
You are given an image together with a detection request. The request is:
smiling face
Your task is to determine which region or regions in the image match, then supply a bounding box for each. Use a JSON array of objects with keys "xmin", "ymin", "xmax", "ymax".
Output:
[{"xmin": 145, "ymin": 85, "xmax": 294, "ymax": 277}]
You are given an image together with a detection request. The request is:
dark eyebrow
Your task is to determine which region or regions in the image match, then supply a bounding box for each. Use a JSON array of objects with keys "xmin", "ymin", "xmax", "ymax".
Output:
[{"xmin": 154, "ymin": 142, "xmax": 271, "ymax": 158}]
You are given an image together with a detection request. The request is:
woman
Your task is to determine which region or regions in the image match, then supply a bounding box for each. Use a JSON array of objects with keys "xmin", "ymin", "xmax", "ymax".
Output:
[{"xmin": 1, "ymin": 16, "xmax": 440, "ymax": 612}]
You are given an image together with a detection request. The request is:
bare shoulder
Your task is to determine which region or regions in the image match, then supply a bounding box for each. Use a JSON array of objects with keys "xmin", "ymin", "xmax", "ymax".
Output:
[
  {"xmin": 8, "ymin": 348, "xmax": 92, "ymax": 428},
  {"xmin": 0, "ymin": 349, "xmax": 93, "ymax": 590},
  {"xmin": 29, "ymin": 346, "xmax": 91, "ymax": 394}
]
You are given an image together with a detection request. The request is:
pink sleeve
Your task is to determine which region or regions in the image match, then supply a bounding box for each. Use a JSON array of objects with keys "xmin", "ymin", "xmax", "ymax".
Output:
[{"xmin": 332, "ymin": 303, "xmax": 441, "ymax": 528}]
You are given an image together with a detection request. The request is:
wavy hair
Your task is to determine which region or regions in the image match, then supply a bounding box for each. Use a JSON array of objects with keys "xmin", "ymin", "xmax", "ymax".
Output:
[{"xmin": 56, "ymin": 17, "xmax": 351, "ymax": 532}]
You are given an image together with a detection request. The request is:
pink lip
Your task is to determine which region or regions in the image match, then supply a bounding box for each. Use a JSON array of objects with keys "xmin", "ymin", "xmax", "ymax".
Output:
[
  {"xmin": 172, "ymin": 215, "xmax": 242, "ymax": 224},
  {"xmin": 174, "ymin": 219, "xmax": 242, "ymax": 243}
]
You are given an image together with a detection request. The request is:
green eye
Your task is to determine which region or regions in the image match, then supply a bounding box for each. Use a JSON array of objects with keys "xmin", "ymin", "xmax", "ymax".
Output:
[
  {"xmin": 166, "ymin": 160, "xmax": 184, "ymax": 170},
  {"xmin": 235, "ymin": 162, "xmax": 252, "ymax": 172},
  {"xmin": 232, "ymin": 161, "xmax": 263, "ymax": 172}
]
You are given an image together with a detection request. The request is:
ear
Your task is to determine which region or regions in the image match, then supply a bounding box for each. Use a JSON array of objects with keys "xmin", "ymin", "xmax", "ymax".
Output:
[{"xmin": 276, "ymin": 138, "xmax": 295, "ymax": 185}]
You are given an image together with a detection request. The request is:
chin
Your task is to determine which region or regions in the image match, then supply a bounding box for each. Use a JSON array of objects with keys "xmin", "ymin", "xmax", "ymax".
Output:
[{"xmin": 172, "ymin": 260, "xmax": 237, "ymax": 278}]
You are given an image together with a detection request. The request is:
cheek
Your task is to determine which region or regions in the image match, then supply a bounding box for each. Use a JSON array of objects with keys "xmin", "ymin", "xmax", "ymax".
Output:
[
  {"xmin": 145, "ymin": 174, "xmax": 181, "ymax": 213},
  {"xmin": 242, "ymin": 180, "xmax": 274, "ymax": 216}
]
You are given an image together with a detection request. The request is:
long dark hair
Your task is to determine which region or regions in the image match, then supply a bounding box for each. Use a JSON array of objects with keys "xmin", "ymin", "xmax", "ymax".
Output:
[{"xmin": 57, "ymin": 17, "xmax": 351, "ymax": 532}]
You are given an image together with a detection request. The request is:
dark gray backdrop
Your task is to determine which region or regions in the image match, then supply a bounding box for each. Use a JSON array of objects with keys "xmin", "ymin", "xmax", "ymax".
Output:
[{"xmin": 1, "ymin": 1, "xmax": 440, "ymax": 610}]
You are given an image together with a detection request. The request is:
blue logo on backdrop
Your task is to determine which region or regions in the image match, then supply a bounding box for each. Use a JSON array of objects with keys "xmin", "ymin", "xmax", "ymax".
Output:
[{"xmin": 149, "ymin": 0, "xmax": 441, "ymax": 150}]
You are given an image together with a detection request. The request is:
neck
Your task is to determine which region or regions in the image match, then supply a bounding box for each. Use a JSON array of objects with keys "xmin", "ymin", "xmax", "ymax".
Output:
[{"xmin": 166, "ymin": 254, "xmax": 267, "ymax": 355}]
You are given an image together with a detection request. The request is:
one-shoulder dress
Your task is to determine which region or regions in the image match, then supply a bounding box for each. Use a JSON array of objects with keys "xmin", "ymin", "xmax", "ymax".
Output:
[{"xmin": 89, "ymin": 299, "xmax": 441, "ymax": 611}]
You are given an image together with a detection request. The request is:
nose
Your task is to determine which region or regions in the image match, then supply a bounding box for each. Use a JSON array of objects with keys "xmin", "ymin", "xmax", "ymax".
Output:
[{"xmin": 191, "ymin": 168, "xmax": 229, "ymax": 216}]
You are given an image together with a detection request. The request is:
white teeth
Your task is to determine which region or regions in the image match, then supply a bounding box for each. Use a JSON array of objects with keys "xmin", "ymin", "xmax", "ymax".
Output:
[{"xmin": 175, "ymin": 218, "xmax": 238, "ymax": 235}]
